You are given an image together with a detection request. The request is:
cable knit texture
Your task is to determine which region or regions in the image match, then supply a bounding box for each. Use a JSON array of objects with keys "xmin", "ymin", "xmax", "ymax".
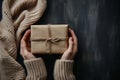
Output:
[
  {"xmin": 1, "ymin": 0, "xmax": 47, "ymax": 58},
  {"xmin": 0, "ymin": 41, "xmax": 25, "ymax": 80},
  {"xmin": 54, "ymin": 60, "xmax": 76, "ymax": 80},
  {"xmin": 24, "ymin": 58, "xmax": 47, "ymax": 80},
  {"xmin": 0, "ymin": 0, "xmax": 47, "ymax": 80},
  {"xmin": 0, "ymin": 0, "xmax": 75, "ymax": 80}
]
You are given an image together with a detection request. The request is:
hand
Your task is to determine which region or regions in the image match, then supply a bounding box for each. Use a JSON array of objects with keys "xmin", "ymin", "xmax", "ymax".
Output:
[
  {"xmin": 61, "ymin": 28, "xmax": 78, "ymax": 60},
  {"xmin": 20, "ymin": 29, "xmax": 36, "ymax": 60}
]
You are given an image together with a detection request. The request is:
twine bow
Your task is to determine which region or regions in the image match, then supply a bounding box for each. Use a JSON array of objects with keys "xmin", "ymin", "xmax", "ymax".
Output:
[
  {"xmin": 45, "ymin": 38, "xmax": 61, "ymax": 43},
  {"xmin": 44, "ymin": 37, "xmax": 61, "ymax": 47}
]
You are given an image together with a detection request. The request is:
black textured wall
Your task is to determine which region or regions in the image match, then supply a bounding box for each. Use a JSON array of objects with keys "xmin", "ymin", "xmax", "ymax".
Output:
[{"xmin": 0, "ymin": 0, "xmax": 120, "ymax": 80}]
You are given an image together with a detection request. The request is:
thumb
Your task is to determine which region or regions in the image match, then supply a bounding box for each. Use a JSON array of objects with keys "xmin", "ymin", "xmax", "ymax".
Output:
[
  {"xmin": 67, "ymin": 37, "xmax": 73, "ymax": 53},
  {"xmin": 61, "ymin": 37, "xmax": 73, "ymax": 60}
]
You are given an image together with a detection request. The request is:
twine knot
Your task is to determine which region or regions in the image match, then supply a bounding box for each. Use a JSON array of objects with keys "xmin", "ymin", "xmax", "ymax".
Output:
[{"xmin": 45, "ymin": 38, "xmax": 61, "ymax": 46}]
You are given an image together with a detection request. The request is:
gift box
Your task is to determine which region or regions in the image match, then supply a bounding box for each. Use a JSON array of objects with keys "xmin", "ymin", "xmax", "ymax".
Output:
[{"xmin": 31, "ymin": 24, "xmax": 68, "ymax": 54}]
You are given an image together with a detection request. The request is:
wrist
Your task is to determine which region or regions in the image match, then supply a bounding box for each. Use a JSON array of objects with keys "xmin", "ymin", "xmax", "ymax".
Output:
[
  {"xmin": 24, "ymin": 56, "xmax": 36, "ymax": 60},
  {"xmin": 22, "ymin": 53, "xmax": 36, "ymax": 60}
]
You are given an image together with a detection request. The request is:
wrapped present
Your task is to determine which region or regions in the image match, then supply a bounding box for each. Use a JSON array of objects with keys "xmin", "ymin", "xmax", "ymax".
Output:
[{"xmin": 31, "ymin": 24, "xmax": 68, "ymax": 54}]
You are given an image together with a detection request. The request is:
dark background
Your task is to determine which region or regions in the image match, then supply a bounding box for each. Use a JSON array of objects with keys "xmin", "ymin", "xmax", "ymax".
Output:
[{"xmin": 0, "ymin": 0, "xmax": 120, "ymax": 80}]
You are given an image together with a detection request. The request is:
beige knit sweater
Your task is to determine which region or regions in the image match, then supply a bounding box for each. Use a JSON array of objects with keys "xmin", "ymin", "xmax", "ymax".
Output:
[{"xmin": 0, "ymin": 0, "xmax": 75, "ymax": 80}]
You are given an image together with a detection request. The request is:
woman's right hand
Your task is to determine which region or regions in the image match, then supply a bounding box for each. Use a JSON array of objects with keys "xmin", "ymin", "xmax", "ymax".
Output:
[{"xmin": 61, "ymin": 28, "xmax": 78, "ymax": 60}]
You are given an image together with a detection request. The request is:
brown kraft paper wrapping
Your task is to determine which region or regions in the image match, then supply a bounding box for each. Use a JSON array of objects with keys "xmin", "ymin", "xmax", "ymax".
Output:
[{"xmin": 31, "ymin": 24, "xmax": 68, "ymax": 54}]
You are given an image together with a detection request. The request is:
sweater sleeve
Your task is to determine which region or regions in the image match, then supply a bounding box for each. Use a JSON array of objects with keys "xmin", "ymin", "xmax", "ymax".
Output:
[
  {"xmin": 24, "ymin": 58, "xmax": 47, "ymax": 80},
  {"xmin": 54, "ymin": 59, "xmax": 76, "ymax": 80}
]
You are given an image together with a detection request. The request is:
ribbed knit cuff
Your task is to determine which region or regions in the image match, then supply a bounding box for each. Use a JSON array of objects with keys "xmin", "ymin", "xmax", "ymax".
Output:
[
  {"xmin": 54, "ymin": 59, "xmax": 76, "ymax": 80},
  {"xmin": 24, "ymin": 58, "xmax": 47, "ymax": 79}
]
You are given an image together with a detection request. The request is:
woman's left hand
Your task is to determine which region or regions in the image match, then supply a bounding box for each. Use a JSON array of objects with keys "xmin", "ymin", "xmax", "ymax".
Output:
[{"xmin": 20, "ymin": 29, "xmax": 36, "ymax": 60}]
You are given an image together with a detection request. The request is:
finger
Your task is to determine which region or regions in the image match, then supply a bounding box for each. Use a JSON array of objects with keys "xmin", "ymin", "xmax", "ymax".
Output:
[
  {"xmin": 61, "ymin": 37, "xmax": 73, "ymax": 60},
  {"xmin": 22, "ymin": 29, "xmax": 31, "ymax": 41},
  {"xmin": 69, "ymin": 28, "xmax": 78, "ymax": 46},
  {"xmin": 69, "ymin": 28, "xmax": 78, "ymax": 53},
  {"xmin": 21, "ymin": 38, "xmax": 26, "ymax": 56},
  {"xmin": 21, "ymin": 30, "xmax": 30, "ymax": 49},
  {"xmin": 21, "ymin": 39, "xmax": 26, "ymax": 48},
  {"xmin": 69, "ymin": 28, "xmax": 78, "ymax": 43},
  {"xmin": 20, "ymin": 41, "xmax": 28, "ymax": 55},
  {"xmin": 67, "ymin": 37, "xmax": 73, "ymax": 53}
]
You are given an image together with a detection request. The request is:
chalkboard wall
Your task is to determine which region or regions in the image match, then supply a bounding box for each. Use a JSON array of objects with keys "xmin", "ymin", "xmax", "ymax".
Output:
[{"xmin": 0, "ymin": 0, "xmax": 120, "ymax": 80}]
